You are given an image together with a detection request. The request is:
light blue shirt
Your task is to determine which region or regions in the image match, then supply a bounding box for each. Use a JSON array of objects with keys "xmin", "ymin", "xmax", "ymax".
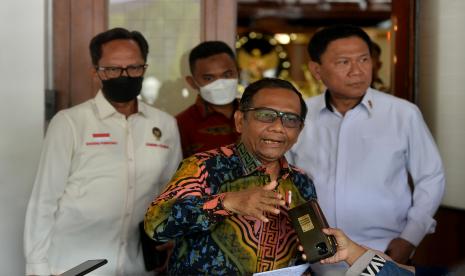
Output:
[{"xmin": 287, "ymin": 88, "xmax": 445, "ymax": 251}]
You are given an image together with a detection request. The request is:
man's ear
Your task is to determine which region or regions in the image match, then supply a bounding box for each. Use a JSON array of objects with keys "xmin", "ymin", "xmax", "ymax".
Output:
[
  {"xmin": 91, "ymin": 66, "xmax": 98, "ymax": 78},
  {"xmin": 91, "ymin": 67, "xmax": 102, "ymax": 89},
  {"xmin": 234, "ymin": 110, "xmax": 244, "ymax": 134},
  {"xmin": 297, "ymin": 122, "xmax": 304, "ymax": 135},
  {"xmin": 308, "ymin": 61, "xmax": 322, "ymax": 81},
  {"xmin": 185, "ymin": 76, "xmax": 199, "ymax": 90},
  {"xmin": 235, "ymin": 65, "xmax": 241, "ymax": 78}
]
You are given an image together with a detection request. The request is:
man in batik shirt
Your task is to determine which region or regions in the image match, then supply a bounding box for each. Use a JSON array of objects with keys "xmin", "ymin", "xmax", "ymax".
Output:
[
  {"xmin": 145, "ymin": 78, "xmax": 315, "ymax": 274},
  {"xmin": 144, "ymin": 78, "xmax": 417, "ymax": 276}
]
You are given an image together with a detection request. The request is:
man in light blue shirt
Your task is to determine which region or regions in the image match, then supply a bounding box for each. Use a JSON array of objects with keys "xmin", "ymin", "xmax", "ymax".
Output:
[{"xmin": 287, "ymin": 25, "xmax": 445, "ymax": 273}]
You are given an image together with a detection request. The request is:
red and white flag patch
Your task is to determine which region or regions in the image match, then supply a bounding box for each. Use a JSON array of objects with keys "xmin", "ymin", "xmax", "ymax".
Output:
[{"xmin": 86, "ymin": 133, "xmax": 117, "ymax": 145}]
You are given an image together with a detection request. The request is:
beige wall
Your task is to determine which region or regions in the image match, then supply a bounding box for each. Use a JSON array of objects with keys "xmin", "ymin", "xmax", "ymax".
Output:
[
  {"xmin": 417, "ymin": 0, "xmax": 465, "ymax": 210},
  {"xmin": 109, "ymin": 0, "xmax": 202, "ymax": 115},
  {"xmin": 0, "ymin": 0, "xmax": 45, "ymax": 274},
  {"xmin": 109, "ymin": 0, "xmax": 238, "ymax": 116}
]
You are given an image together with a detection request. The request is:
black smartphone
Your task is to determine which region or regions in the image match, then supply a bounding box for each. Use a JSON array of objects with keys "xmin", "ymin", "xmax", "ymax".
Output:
[
  {"xmin": 288, "ymin": 199, "xmax": 337, "ymax": 263},
  {"xmin": 59, "ymin": 259, "xmax": 107, "ymax": 276}
]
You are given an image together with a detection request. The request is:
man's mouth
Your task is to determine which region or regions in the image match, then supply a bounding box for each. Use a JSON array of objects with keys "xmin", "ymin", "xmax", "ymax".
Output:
[
  {"xmin": 262, "ymin": 138, "xmax": 283, "ymax": 145},
  {"xmin": 348, "ymin": 81, "xmax": 365, "ymax": 87}
]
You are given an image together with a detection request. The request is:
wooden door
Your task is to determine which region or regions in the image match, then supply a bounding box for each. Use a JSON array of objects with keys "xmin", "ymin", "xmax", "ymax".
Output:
[{"xmin": 53, "ymin": 0, "xmax": 107, "ymax": 111}]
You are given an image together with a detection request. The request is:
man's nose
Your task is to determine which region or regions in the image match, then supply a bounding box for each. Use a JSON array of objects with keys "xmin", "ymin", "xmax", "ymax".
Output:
[
  {"xmin": 121, "ymin": 68, "xmax": 129, "ymax": 77},
  {"xmin": 268, "ymin": 116, "xmax": 285, "ymax": 132},
  {"xmin": 349, "ymin": 62, "xmax": 362, "ymax": 75}
]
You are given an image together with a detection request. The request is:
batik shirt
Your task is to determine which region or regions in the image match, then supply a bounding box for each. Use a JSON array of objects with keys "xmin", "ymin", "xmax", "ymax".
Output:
[
  {"xmin": 176, "ymin": 96, "xmax": 239, "ymax": 158},
  {"xmin": 144, "ymin": 143, "xmax": 317, "ymax": 275}
]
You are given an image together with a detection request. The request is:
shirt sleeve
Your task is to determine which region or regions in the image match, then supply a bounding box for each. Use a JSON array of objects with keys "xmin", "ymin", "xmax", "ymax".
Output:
[
  {"xmin": 144, "ymin": 155, "xmax": 232, "ymax": 242},
  {"xmin": 346, "ymin": 250, "xmax": 414, "ymax": 276},
  {"xmin": 24, "ymin": 112, "xmax": 75, "ymax": 275},
  {"xmin": 401, "ymin": 105, "xmax": 445, "ymax": 246}
]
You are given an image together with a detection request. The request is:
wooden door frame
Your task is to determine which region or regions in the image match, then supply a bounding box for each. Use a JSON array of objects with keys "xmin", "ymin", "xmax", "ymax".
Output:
[
  {"xmin": 53, "ymin": 0, "xmax": 107, "ymax": 111},
  {"xmin": 201, "ymin": 0, "xmax": 237, "ymax": 48},
  {"xmin": 391, "ymin": 0, "xmax": 416, "ymax": 101}
]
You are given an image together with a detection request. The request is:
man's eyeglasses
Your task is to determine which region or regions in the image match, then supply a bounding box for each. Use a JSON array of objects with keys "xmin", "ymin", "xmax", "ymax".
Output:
[
  {"xmin": 241, "ymin": 107, "xmax": 303, "ymax": 128},
  {"xmin": 96, "ymin": 64, "xmax": 148, "ymax": 78}
]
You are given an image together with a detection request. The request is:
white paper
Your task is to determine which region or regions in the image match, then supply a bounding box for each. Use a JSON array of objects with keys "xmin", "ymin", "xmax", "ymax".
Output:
[{"xmin": 252, "ymin": 263, "xmax": 310, "ymax": 276}]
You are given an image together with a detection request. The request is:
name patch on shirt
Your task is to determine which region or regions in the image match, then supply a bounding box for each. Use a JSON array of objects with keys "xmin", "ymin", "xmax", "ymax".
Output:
[
  {"xmin": 146, "ymin": 143, "xmax": 169, "ymax": 149},
  {"xmin": 86, "ymin": 133, "xmax": 118, "ymax": 146}
]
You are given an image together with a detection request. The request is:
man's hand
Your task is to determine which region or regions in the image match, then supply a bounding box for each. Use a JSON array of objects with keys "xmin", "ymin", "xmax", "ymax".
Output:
[
  {"xmin": 297, "ymin": 228, "xmax": 367, "ymax": 266},
  {"xmin": 385, "ymin": 237, "xmax": 415, "ymax": 264},
  {"xmin": 319, "ymin": 228, "xmax": 367, "ymax": 266},
  {"xmin": 222, "ymin": 180, "xmax": 285, "ymax": 222}
]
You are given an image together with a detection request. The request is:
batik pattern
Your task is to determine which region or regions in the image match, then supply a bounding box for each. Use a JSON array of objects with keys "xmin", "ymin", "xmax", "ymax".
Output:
[{"xmin": 145, "ymin": 143, "xmax": 317, "ymax": 275}]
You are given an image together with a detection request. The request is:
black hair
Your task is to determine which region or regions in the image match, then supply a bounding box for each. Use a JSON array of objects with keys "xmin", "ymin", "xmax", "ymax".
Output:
[
  {"xmin": 240, "ymin": 78, "xmax": 307, "ymax": 119},
  {"xmin": 89, "ymin": 27, "xmax": 149, "ymax": 66},
  {"xmin": 188, "ymin": 41, "xmax": 236, "ymax": 74},
  {"xmin": 307, "ymin": 24, "xmax": 372, "ymax": 63}
]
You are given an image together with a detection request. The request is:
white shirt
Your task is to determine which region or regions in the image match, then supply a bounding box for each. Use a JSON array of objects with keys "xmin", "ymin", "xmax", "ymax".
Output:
[
  {"xmin": 288, "ymin": 88, "xmax": 445, "ymax": 251},
  {"xmin": 24, "ymin": 91, "xmax": 182, "ymax": 276}
]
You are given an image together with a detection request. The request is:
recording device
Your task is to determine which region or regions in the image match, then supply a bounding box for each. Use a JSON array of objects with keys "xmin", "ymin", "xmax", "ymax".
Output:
[
  {"xmin": 59, "ymin": 259, "xmax": 107, "ymax": 276},
  {"xmin": 288, "ymin": 199, "xmax": 337, "ymax": 263}
]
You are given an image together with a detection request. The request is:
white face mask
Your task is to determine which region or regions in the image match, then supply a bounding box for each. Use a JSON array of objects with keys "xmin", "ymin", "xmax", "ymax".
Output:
[{"xmin": 198, "ymin": 78, "xmax": 238, "ymax": 105}]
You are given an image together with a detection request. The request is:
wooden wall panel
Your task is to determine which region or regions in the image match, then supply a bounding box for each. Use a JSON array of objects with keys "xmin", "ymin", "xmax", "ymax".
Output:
[
  {"xmin": 53, "ymin": 0, "xmax": 107, "ymax": 110},
  {"xmin": 201, "ymin": 0, "xmax": 237, "ymax": 48},
  {"xmin": 53, "ymin": 0, "xmax": 71, "ymax": 111}
]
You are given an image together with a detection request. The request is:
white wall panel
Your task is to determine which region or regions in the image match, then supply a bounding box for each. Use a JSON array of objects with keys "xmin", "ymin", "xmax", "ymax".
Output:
[
  {"xmin": 417, "ymin": 0, "xmax": 465, "ymax": 210},
  {"xmin": 0, "ymin": 0, "xmax": 45, "ymax": 274}
]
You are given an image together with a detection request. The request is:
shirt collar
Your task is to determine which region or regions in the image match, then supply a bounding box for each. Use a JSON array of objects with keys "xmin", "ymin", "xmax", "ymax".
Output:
[
  {"xmin": 320, "ymin": 88, "xmax": 373, "ymax": 116},
  {"xmin": 94, "ymin": 90, "xmax": 146, "ymax": 119},
  {"xmin": 235, "ymin": 142, "xmax": 292, "ymax": 179},
  {"xmin": 95, "ymin": 90, "xmax": 117, "ymax": 119},
  {"xmin": 136, "ymin": 99, "xmax": 148, "ymax": 117},
  {"xmin": 194, "ymin": 95, "xmax": 239, "ymax": 118},
  {"xmin": 360, "ymin": 87, "xmax": 375, "ymax": 115},
  {"xmin": 314, "ymin": 90, "xmax": 333, "ymax": 115},
  {"xmin": 323, "ymin": 90, "xmax": 334, "ymax": 112}
]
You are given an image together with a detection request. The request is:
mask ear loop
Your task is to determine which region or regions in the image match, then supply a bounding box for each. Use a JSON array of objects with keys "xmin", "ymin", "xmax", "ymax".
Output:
[{"xmin": 191, "ymin": 77, "xmax": 203, "ymax": 89}]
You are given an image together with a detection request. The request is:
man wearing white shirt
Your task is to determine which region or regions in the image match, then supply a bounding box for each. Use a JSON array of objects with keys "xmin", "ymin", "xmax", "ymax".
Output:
[
  {"xmin": 24, "ymin": 28, "xmax": 182, "ymax": 275},
  {"xmin": 287, "ymin": 25, "xmax": 445, "ymax": 273}
]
